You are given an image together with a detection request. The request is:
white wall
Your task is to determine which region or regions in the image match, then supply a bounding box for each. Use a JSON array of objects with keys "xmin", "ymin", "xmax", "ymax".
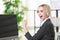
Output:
[{"xmin": 0, "ymin": 0, "xmax": 5, "ymax": 14}]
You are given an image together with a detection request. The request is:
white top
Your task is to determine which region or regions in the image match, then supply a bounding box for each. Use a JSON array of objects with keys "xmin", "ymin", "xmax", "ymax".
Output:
[{"xmin": 40, "ymin": 18, "xmax": 49, "ymax": 27}]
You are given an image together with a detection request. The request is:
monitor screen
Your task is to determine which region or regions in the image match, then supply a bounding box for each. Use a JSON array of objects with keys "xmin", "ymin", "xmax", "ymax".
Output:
[{"xmin": 0, "ymin": 15, "xmax": 18, "ymax": 38}]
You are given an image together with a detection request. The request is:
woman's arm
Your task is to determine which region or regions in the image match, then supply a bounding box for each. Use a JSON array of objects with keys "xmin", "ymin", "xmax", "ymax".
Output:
[
  {"xmin": 25, "ymin": 23, "xmax": 52, "ymax": 40},
  {"xmin": 23, "ymin": 19, "xmax": 28, "ymax": 33},
  {"xmin": 23, "ymin": 19, "xmax": 53, "ymax": 40}
]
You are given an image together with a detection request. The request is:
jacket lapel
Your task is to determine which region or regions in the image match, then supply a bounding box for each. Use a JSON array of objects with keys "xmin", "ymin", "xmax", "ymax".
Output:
[{"xmin": 40, "ymin": 19, "xmax": 51, "ymax": 29}]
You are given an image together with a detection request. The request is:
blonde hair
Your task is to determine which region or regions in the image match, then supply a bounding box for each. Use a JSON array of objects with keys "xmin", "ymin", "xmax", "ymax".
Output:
[{"xmin": 38, "ymin": 4, "xmax": 51, "ymax": 17}]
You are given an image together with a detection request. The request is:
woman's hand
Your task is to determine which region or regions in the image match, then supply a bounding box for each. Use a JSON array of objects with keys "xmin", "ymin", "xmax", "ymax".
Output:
[{"xmin": 23, "ymin": 19, "xmax": 28, "ymax": 33}]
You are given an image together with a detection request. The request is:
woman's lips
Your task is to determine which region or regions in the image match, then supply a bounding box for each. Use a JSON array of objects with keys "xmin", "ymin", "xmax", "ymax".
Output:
[{"xmin": 40, "ymin": 16, "xmax": 42, "ymax": 18}]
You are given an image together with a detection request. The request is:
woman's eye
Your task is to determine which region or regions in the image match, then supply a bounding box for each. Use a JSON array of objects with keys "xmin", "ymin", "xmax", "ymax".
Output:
[
  {"xmin": 37, "ymin": 10, "xmax": 39, "ymax": 13},
  {"xmin": 40, "ymin": 10, "xmax": 43, "ymax": 12},
  {"xmin": 37, "ymin": 10, "xmax": 43, "ymax": 13}
]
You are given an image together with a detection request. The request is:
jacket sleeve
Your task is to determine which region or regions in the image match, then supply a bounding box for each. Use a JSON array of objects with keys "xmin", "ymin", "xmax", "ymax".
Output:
[{"xmin": 25, "ymin": 23, "xmax": 53, "ymax": 40}]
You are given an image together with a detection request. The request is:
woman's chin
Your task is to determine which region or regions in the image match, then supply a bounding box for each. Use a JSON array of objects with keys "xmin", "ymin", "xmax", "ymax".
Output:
[{"xmin": 40, "ymin": 18, "xmax": 43, "ymax": 21}]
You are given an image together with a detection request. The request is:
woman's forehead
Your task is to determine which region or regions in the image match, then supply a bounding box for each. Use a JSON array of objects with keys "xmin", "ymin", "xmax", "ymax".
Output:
[{"xmin": 37, "ymin": 7, "xmax": 46, "ymax": 11}]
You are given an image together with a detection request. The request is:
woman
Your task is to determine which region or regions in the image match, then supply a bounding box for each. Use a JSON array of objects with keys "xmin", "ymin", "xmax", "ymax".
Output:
[{"xmin": 23, "ymin": 4, "xmax": 55, "ymax": 40}]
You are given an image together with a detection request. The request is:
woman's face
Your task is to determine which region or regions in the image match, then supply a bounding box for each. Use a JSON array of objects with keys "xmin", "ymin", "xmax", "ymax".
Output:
[{"xmin": 37, "ymin": 7, "xmax": 48, "ymax": 20}]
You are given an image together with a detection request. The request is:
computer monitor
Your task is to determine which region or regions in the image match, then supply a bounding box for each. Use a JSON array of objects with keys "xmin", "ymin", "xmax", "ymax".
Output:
[{"xmin": 0, "ymin": 15, "xmax": 18, "ymax": 40}]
